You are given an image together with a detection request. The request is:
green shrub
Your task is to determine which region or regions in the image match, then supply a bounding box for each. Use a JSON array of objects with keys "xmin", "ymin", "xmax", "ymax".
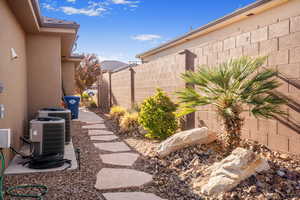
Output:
[
  {"xmin": 109, "ymin": 106, "xmax": 127, "ymax": 123},
  {"xmin": 82, "ymin": 92, "xmax": 90, "ymax": 100},
  {"xmin": 89, "ymin": 100, "xmax": 97, "ymax": 108},
  {"xmin": 120, "ymin": 112, "xmax": 139, "ymax": 134},
  {"xmin": 138, "ymin": 89, "xmax": 178, "ymax": 140}
]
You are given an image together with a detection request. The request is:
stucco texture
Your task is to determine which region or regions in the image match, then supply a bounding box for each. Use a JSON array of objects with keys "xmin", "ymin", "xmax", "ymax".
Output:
[
  {"xmin": 26, "ymin": 34, "xmax": 62, "ymax": 119},
  {"xmin": 0, "ymin": 0, "xmax": 28, "ymax": 164},
  {"xmin": 62, "ymin": 61, "xmax": 76, "ymax": 96}
]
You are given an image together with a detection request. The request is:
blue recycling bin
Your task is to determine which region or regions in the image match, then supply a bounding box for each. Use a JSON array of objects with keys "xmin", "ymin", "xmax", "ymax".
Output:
[{"xmin": 64, "ymin": 96, "xmax": 80, "ymax": 119}]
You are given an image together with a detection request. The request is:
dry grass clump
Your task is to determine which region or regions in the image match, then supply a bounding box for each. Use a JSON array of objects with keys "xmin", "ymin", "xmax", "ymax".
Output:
[{"xmin": 120, "ymin": 112, "xmax": 139, "ymax": 133}]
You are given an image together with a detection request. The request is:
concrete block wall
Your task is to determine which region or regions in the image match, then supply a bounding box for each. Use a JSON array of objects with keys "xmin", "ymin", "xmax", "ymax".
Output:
[
  {"xmin": 134, "ymin": 53, "xmax": 186, "ymax": 104},
  {"xmin": 110, "ymin": 69, "xmax": 132, "ymax": 109},
  {"xmin": 99, "ymin": 1, "xmax": 300, "ymax": 155},
  {"xmin": 188, "ymin": 14, "xmax": 300, "ymax": 155},
  {"xmin": 99, "ymin": 73, "xmax": 110, "ymax": 113},
  {"xmin": 100, "ymin": 53, "xmax": 187, "ymax": 110}
]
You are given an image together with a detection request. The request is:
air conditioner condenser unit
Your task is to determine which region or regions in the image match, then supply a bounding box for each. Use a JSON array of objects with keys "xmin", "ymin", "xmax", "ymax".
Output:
[
  {"xmin": 30, "ymin": 117, "xmax": 65, "ymax": 157},
  {"xmin": 38, "ymin": 108, "xmax": 72, "ymax": 144}
]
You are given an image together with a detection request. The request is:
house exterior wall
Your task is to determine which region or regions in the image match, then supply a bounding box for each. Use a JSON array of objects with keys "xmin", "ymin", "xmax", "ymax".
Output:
[
  {"xmin": 0, "ymin": 0, "xmax": 28, "ymax": 163},
  {"xmin": 62, "ymin": 61, "xmax": 75, "ymax": 96},
  {"xmin": 26, "ymin": 34, "xmax": 62, "ymax": 119}
]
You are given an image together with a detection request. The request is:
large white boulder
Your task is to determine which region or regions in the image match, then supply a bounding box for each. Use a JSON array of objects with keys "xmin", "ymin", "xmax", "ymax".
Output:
[
  {"xmin": 157, "ymin": 127, "xmax": 216, "ymax": 158},
  {"xmin": 194, "ymin": 147, "xmax": 270, "ymax": 196}
]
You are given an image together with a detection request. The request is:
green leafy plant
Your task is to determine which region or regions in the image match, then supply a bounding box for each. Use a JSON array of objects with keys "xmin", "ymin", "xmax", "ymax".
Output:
[
  {"xmin": 120, "ymin": 112, "xmax": 140, "ymax": 134},
  {"xmin": 109, "ymin": 106, "xmax": 127, "ymax": 123},
  {"xmin": 82, "ymin": 92, "xmax": 90, "ymax": 100},
  {"xmin": 177, "ymin": 56, "xmax": 286, "ymax": 150},
  {"xmin": 89, "ymin": 100, "xmax": 97, "ymax": 108},
  {"xmin": 139, "ymin": 89, "xmax": 178, "ymax": 140}
]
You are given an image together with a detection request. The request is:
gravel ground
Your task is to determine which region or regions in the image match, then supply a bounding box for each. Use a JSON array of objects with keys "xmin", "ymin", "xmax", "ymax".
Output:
[
  {"xmin": 4, "ymin": 123, "xmax": 105, "ymax": 200},
  {"xmin": 96, "ymin": 110, "xmax": 300, "ymax": 200}
]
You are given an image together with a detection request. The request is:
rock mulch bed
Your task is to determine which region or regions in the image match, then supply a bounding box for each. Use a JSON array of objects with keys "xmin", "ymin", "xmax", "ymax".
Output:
[{"xmin": 96, "ymin": 110, "xmax": 300, "ymax": 200}]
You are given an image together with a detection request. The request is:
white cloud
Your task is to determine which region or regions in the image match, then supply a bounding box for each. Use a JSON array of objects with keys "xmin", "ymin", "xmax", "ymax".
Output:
[
  {"xmin": 41, "ymin": 0, "xmax": 141, "ymax": 16},
  {"xmin": 42, "ymin": 3, "xmax": 58, "ymax": 11},
  {"xmin": 61, "ymin": 6, "xmax": 106, "ymax": 16},
  {"xmin": 111, "ymin": 0, "xmax": 139, "ymax": 5},
  {"xmin": 132, "ymin": 34, "xmax": 162, "ymax": 41}
]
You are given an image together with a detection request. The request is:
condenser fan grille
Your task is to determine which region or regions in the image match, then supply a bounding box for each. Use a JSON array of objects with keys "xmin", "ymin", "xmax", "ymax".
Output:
[
  {"xmin": 48, "ymin": 113, "xmax": 71, "ymax": 144},
  {"xmin": 42, "ymin": 123, "xmax": 65, "ymax": 155}
]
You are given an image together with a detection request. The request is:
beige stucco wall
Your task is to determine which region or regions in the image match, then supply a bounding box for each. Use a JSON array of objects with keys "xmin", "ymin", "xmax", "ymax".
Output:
[
  {"xmin": 143, "ymin": 0, "xmax": 300, "ymax": 62},
  {"xmin": 0, "ymin": 0, "xmax": 28, "ymax": 163},
  {"xmin": 26, "ymin": 34, "xmax": 62, "ymax": 119},
  {"xmin": 62, "ymin": 61, "xmax": 76, "ymax": 96}
]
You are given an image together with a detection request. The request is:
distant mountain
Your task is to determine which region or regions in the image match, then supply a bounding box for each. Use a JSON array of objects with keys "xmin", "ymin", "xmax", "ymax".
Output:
[{"xmin": 100, "ymin": 60, "xmax": 128, "ymax": 72}]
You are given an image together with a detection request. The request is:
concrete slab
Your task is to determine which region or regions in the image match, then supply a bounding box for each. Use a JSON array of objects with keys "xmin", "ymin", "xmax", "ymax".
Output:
[
  {"xmin": 95, "ymin": 168, "xmax": 153, "ymax": 190},
  {"xmin": 82, "ymin": 124, "xmax": 106, "ymax": 130},
  {"xmin": 5, "ymin": 142, "xmax": 78, "ymax": 175},
  {"xmin": 94, "ymin": 142, "xmax": 131, "ymax": 152},
  {"xmin": 78, "ymin": 109, "xmax": 104, "ymax": 125},
  {"xmin": 88, "ymin": 130, "xmax": 114, "ymax": 136},
  {"xmin": 90, "ymin": 135, "xmax": 119, "ymax": 142},
  {"xmin": 103, "ymin": 192, "xmax": 167, "ymax": 200},
  {"xmin": 100, "ymin": 153, "xmax": 139, "ymax": 166}
]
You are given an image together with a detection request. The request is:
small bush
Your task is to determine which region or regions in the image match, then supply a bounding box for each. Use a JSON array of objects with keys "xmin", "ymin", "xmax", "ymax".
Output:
[
  {"xmin": 109, "ymin": 106, "xmax": 127, "ymax": 123},
  {"xmin": 89, "ymin": 100, "xmax": 97, "ymax": 108},
  {"xmin": 120, "ymin": 112, "xmax": 139, "ymax": 134},
  {"xmin": 82, "ymin": 92, "xmax": 90, "ymax": 100},
  {"xmin": 138, "ymin": 89, "xmax": 178, "ymax": 140}
]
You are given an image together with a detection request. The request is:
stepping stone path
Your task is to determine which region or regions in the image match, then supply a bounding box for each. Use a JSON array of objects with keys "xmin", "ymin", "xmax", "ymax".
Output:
[
  {"xmin": 90, "ymin": 135, "xmax": 119, "ymax": 141},
  {"xmin": 82, "ymin": 123, "xmax": 106, "ymax": 130},
  {"xmin": 103, "ymin": 192, "xmax": 167, "ymax": 200},
  {"xmin": 100, "ymin": 153, "xmax": 139, "ymax": 166},
  {"xmin": 80, "ymin": 110, "xmax": 166, "ymax": 199},
  {"xmin": 94, "ymin": 142, "xmax": 131, "ymax": 152},
  {"xmin": 95, "ymin": 168, "xmax": 153, "ymax": 190},
  {"xmin": 88, "ymin": 130, "xmax": 114, "ymax": 136}
]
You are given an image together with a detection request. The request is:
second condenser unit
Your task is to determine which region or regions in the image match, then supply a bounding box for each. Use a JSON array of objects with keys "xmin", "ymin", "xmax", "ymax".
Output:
[{"xmin": 38, "ymin": 108, "xmax": 72, "ymax": 144}]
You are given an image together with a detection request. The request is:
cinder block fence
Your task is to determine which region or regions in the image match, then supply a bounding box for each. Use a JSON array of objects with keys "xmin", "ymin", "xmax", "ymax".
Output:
[{"xmin": 98, "ymin": 4, "xmax": 300, "ymax": 155}]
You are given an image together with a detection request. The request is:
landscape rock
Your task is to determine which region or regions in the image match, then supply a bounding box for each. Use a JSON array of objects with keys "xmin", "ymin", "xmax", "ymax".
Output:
[
  {"xmin": 194, "ymin": 147, "xmax": 270, "ymax": 196},
  {"xmin": 157, "ymin": 127, "xmax": 216, "ymax": 158}
]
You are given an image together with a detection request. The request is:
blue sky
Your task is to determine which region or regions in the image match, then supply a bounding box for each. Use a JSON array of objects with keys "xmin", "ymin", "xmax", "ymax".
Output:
[{"xmin": 40, "ymin": 0, "xmax": 256, "ymax": 63}]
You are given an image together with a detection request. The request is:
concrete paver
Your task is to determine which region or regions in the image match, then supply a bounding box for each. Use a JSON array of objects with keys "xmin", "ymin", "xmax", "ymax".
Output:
[
  {"xmin": 94, "ymin": 142, "xmax": 131, "ymax": 152},
  {"xmin": 95, "ymin": 168, "xmax": 153, "ymax": 190},
  {"xmin": 78, "ymin": 109, "xmax": 104, "ymax": 124},
  {"xmin": 90, "ymin": 135, "xmax": 119, "ymax": 141},
  {"xmin": 88, "ymin": 130, "xmax": 114, "ymax": 136},
  {"xmin": 83, "ymin": 123, "xmax": 106, "ymax": 130},
  {"xmin": 100, "ymin": 153, "xmax": 139, "ymax": 166},
  {"xmin": 103, "ymin": 192, "xmax": 167, "ymax": 200}
]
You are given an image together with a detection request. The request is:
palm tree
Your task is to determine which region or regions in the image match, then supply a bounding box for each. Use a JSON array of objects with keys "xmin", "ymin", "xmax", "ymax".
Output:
[{"xmin": 177, "ymin": 56, "xmax": 286, "ymax": 150}]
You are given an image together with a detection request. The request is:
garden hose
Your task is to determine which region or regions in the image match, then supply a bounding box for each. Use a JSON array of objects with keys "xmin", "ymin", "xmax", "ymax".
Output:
[{"xmin": 0, "ymin": 150, "xmax": 48, "ymax": 200}]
